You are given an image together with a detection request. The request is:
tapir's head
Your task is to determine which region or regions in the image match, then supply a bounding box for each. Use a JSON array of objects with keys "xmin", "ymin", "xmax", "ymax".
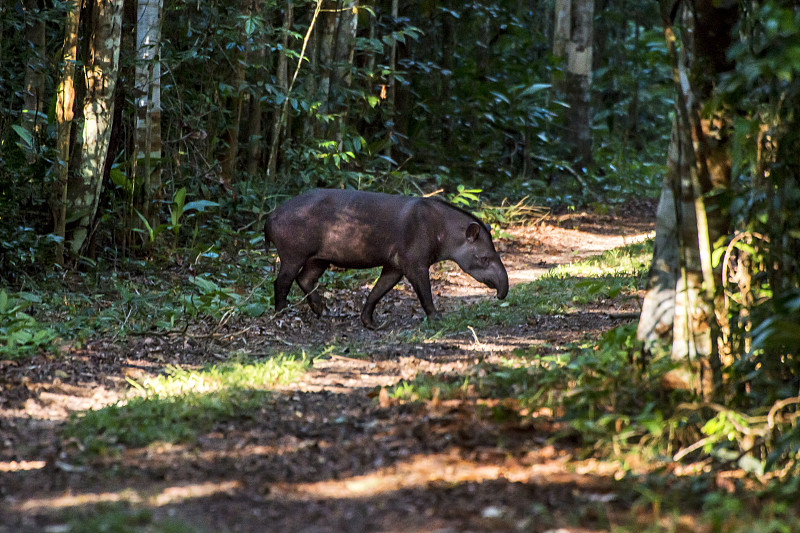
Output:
[{"xmin": 451, "ymin": 222, "xmax": 509, "ymax": 300}]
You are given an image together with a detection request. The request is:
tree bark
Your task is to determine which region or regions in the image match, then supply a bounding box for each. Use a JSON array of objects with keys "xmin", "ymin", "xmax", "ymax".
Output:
[
  {"xmin": 52, "ymin": 0, "xmax": 82, "ymax": 265},
  {"xmin": 220, "ymin": 1, "xmax": 249, "ymax": 187},
  {"xmin": 552, "ymin": 0, "xmax": 570, "ymax": 58},
  {"xmin": 21, "ymin": 0, "xmax": 47, "ymax": 160},
  {"xmin": 329, "ymin": 0, "xmax": 358, "ymax": 144},
  {"xmin": 67, "ymin": 0, "xmax": 123, "ymax": 255},
  {"xmin": 267, "ymin": 1, "xmax": 293, "ymax": 179},
  {"xmin": 564, "ymin": 0, "xmax": 594, "ymax": 168},
  {"xmin": 245, "ymin": 0, "xmax": 267, "ymax": 180},
  {"xmin": 385, "ymin": 0, "xmax": 399, "ymax": 161},
  {"xmin": 134, "ymin": 0, "xmax": 163, "ymax": 227}
]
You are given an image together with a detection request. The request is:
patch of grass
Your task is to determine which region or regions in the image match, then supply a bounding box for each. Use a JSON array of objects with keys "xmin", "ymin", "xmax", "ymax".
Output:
[
  {"xmin": 66, "ymin": 353, "xmax": 309, "ymax": 455},
  {"xmin": 64, "ymin": 503, "xmax": 200, "ymax": 533},
  {"xmin": 389, "ymin": 372, "xmax": 474, "ymax": 402}
]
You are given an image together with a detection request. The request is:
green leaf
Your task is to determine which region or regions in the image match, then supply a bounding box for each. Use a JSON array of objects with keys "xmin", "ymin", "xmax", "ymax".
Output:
[
  {"xmin": 519, "ymin": 83, "xmax": 551, "ymax": 97},
  {"xmin": 110, "ymin": 168, "xmax": 132, "ymax": 192},
  {"xmin": 174, "ymin": 187, "xmax": 187, "ymax": 211},
  {"xmin": 183, "ymin": 200, "xmax": 219, "ymax": 213},
  {"xmin": 244, "ymin": 16, "xmax": 257, "ymax": 36},
  {"xmin": 12, "ymin": 125, "xmax": 34, "ymax": 149},
  {"xmin": 135, "ymin": 210, "xmax": 154, "ymax": 241}
]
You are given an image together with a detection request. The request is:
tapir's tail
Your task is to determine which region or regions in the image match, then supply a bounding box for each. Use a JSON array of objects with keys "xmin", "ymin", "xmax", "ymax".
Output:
[{"xmin": 263, "ymin": 215, "xmax": 273, "ymax": 252}]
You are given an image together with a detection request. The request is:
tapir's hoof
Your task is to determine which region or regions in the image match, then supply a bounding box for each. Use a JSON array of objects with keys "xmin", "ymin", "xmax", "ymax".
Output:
[
  {"xmin": 308, "ymin": 300, "xmax": 324, "ymax": 317},
  {"xmin": 361, "ymin": 312, "xmax": 388, "ymax": 330}
]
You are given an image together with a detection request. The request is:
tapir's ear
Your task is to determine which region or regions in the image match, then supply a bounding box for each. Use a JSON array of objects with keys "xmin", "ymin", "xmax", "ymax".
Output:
[{"xmin": 466, "ymin": 222, "xmax": 481, "ymax": 242}]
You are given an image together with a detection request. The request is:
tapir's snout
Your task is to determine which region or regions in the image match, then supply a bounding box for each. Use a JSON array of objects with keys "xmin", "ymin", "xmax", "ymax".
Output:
[
  {"xmin": 489, "ymin": 262, "xmax": 509, "ymax": 300},
  {"xmin": 496, "ymin": 274, "xmax": 509, "ymax": 300}
]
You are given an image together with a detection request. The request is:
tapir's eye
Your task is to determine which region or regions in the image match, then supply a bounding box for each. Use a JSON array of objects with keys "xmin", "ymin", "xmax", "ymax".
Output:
[{"xmin": 476, "ymin": 255, "xmax": 491, "ymax": 267}]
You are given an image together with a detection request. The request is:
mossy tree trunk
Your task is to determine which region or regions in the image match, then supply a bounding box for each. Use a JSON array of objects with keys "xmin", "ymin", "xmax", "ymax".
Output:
[{"xmin": 639, "ymin": 0, "xmax": 737, "ymax": 394}]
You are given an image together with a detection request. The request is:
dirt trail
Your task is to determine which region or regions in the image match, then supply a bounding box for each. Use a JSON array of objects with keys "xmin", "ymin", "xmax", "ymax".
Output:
[{"xmin": 0, "ymin": 203, "xmax": 654, "ymax": 532}]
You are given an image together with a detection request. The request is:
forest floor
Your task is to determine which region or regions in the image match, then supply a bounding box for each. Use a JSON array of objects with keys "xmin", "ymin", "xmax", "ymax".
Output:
[{"xmin": 0, "ymin": 202, "xmax": 699, "ymax": 533}]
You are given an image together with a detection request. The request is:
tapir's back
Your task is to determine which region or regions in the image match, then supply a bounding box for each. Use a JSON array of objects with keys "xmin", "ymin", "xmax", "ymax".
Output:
[{"xmin": 266, "ymin": 189, "xmax": 427, "ymax": 269}]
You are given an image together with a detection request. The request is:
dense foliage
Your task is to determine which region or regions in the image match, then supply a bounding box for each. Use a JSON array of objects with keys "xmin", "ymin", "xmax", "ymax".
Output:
[{"xmin": 0, "ymin": 0, "xmax": 669, "ymax": 274}]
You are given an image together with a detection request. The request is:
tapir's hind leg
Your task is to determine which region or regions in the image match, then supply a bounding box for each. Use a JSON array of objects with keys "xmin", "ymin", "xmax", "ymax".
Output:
[
  {"xmin": 296, "ymin": 258, "xmax": 329, "ymax": 316},
  {"xmin": 361, "ymin": 266, "xmax": 403, "ymax": 329},
  {"xmin": 274, "ymin": 257, "xmax": 304, "ymax": 312}
]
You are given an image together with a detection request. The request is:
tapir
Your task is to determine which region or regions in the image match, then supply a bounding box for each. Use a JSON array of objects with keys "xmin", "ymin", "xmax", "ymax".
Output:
[{"xmin": 264, "ymin": 189, "xmax": 509, "ymax": 329}]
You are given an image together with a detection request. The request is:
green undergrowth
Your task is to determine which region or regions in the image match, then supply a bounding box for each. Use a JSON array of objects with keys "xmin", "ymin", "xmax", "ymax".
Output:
[
  {"xmin": 65, "ymin": 352, "xmax": 309, "ymax": 455},
  {"xmin": 386, "ymin": 239, "xmax": 800, "ymax": 524},
  {"xmin": 389, "ymin": 320, "xmax": 800, "ymax": 528}
]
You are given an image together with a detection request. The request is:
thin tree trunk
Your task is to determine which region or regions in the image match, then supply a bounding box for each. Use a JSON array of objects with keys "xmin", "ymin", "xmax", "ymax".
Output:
[
  {"xmin": 440, "ymin": 0, "xmax": 454, "ymax": 151},
  {"xmin": 67, "ymin": 0, "xmax": 123, "ymax": 255},
  {"xmin": 268, "ymin": 1, "xmax": 293, "ymax": 179},
  {"xmin": 329, "ymin": 0, "xmax": 358, "ymax": 144},
  {"xmin": 315, "ymin": 1, "xmax": 337, "ymax": 140},
  {"xmin": 245, "ymin": 0, "xmax": 266, "ymax": 180},
  {"xmin": 21, "ymin": 0, "xmax": 47, "ymax": 160},
  {"xmin": 552, "ymin": 0, "xmax": 570, "ymax": 58},
  {"xmin": 52, "ymin": 0, "xmax": 81, "ymax": 266},
  {"xmin": 564, "ymin": 0, "xmax": 594, "ymax": 168},
  {"xmin": 134, "ymin": 0, "xmax": 163, "ymax": 227},
  {"xmin": 384, "ymin": 0, "xmax": 399, "ymax": 161},
  {"xmin": 220, "ymin": 4, "xmax": 248, "ymax": 187}
]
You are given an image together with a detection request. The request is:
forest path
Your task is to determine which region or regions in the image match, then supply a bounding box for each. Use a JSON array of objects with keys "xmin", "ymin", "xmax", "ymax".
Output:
[{"xmin": 1, "ymin": 201, "xmax": 655, "ymax": 533}]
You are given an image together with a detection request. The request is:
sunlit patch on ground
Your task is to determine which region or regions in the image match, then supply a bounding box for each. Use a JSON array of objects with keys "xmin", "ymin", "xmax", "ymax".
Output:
[{"xmin": 9, "ymin": 480, "xmax": 242, "ymax": 514}]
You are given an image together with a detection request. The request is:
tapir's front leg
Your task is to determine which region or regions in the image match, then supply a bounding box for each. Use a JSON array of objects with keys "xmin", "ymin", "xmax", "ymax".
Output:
[{"xmin": 405, "ymin": 266, "xmax": 440, "ymax": 321}]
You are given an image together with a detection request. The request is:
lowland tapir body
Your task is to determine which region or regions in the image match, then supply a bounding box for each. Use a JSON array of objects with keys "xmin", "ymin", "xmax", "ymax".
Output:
[{"xmin": 265, "ymin": 189, "xmax": 509, "ymax": 328}]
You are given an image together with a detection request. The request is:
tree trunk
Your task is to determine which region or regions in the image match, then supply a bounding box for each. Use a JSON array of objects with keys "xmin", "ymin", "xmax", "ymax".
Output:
[
  {"xmin": 133, "ymin": 0, "xmax": 163, "ymax": 228},
  {"xmin": 329, "ymin": 0, "xmax": 358, "ymax": 144},
  {"xmin": 51, "ymin": 0, "xmax": 81, "ymax": 265},
  {"xmin": 67, "ymin": 0, "xmax": 123, "ymax": 255},
  {"xmin": 552, "ymin": 0, "xmax": 570, "ymax": 58},
  {"xmin": 245, "ymin": 0, "xmax": 267, "ymax": 180},
  {"xmin": 564, "ymin": 0, "xmax": 594, "ymax": 168},
  {"xmin": 639, "ymin": 0, "xmax": 737, "ymax": 393},
  {"xmin": 220, "ymin": 2, "xmax": 248, "ymax": 187},
  {"xmin": 267, "ymin": 1, "xmax": 293, "ymax": 179},
  {"xmin": 21, "ymin": 0, "xmax": 47, "ymax": 160},
  {"xmin": 637, "ymin": 120, "xmax": 679, "ymax": 351},
  {"xmin": 440, "ymin": 0, "xmax": 454, "ymax": 151},
  {"xmin": 385, "ymin": 0, "xmax": 399, "ymax": 162}
]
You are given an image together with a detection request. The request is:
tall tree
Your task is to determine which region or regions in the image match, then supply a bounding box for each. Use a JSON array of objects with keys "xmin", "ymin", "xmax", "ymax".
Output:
[
  {"xmin": 133, "ymin": 0, "xmax": 164, "ymax": 228},
  {"xmin": 638, "ymin": 0, "xmax": 738, "ymax": 392},
  {"xmin": 328, "ymin": 0, "xmax": 359, "ymax": 143},
  {"xmin": 66, "ymin": 0, "xmax": 123, "ymax": 255},
  {"xmin": 220, "ymin": 0, "xmax": 249, "ymax": 186},
  {"xmin": 21, "ymin": 0, "xmax": 47, "ymax": 159},
  {"xmin": 564, "ymin": 0, "xmax": 594, "ymax": 168},
  {"xmin": 268, "ymin": 1, "xmax": 293, "ymax": 179},
  {"xmin": 51, "ymin": 0, "xmax": 82, "ymax": 265}
]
